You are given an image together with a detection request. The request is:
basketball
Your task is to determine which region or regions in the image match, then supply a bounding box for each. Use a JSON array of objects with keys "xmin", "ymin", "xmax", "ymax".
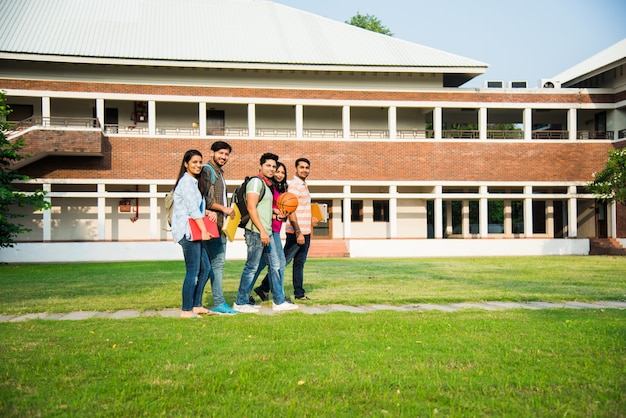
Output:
[{"xmin": 276, "ymin": 192, "xmax": 298, "ymax": 214}]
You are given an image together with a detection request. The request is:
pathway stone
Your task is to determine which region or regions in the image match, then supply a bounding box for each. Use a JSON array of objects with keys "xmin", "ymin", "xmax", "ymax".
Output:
[{"xmin": 0, "ymin": 301, "xmax": 623, "ymax": 322}]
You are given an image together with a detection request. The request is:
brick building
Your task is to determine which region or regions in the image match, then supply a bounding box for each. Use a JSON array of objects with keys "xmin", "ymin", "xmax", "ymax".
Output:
[{"xmin": 1, "ymin": 0, "xmax": 625, "ymax": 262}]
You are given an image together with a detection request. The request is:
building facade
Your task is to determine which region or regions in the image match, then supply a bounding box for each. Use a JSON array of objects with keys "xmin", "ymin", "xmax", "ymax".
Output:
[{"xmin": 1, "ymin": 0, "xmax": 625, "ymax": 262}]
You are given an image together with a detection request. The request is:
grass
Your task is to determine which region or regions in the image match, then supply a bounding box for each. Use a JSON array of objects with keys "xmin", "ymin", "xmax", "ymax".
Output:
[{"xmin": 1, "ymin": 256, "xmax": 625, "ymax": 417}]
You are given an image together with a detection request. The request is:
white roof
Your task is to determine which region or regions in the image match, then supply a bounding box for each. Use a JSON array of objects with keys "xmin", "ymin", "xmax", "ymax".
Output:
[
  {"xmin": 553, "ymin": 38, "xmax": 626, "ymax": 86},
  {"xmin": 0, "ymin": 0, "xmax": 487, "ymax": 74}
]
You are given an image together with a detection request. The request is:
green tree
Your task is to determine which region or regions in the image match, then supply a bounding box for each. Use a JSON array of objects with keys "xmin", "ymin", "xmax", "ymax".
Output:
[
  {"xmin": 0, "ymin": 91, "xmax": 51, "ymax": 248},
  {"xmin": 587, "ymin": 148, "xmax": 626, "ymax": 204},
  {"xmin": 346, "ymin": 13, "xmax": 393, "ymax": 36}
]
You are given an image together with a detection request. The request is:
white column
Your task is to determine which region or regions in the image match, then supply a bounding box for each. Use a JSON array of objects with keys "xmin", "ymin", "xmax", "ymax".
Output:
[
  {"xmin": 546, "ymin": 200, "xmax": 554, "ymax": 237},
  {"xmin": 248, "ymin": 103, "xmax": 256, "ymax": 138},
  {"xmin": 198, "ymin": 102, "xmax": 207, "ymax": 137},
  {"xmin": 95, "ymin": 98, "xmax": 104, "ymax": 129},
  {"xmin": 42, "ymin": 183, "xmax": 51, "ymax": 241},
  {"xmin": 150, "ymin": 184, "xmax": 159, "ymax": 239},
  {"xmin": 433, "ymin": 107, "xmax": 442, "ymax": 139},
  {"xmin": 479, "ymin": 107, "xmax": 487, "ymax": 140},
  {"xmin": 523, "ymin": 108, "xmax": 532, "ymax": 140},
  {"xmin": 388, "ymin": 106, "xmax": 396, "ymax": 140},
  {"xmin": 343, "ymin": 185, "xmax": 351, "ymax": 238},
  {"xmin": 609, "ymin": 201, "xmax": 617, "ymax": 238},
  {"xmin": 295, "ymin": 104, "xmax": 303, "ymax": 138},
  {"xmin": 568, "ymin": 108, "xmax": 577, "ymax": 140},
  {"xmin": 462, "ymin": 200, "xmax": 470, "ymax": 237},
  {"xmin": 342, "ymin": 106, "xmax": 350, "ymax": 139},
  {"xmin": 434, "ymin": 185, "xmax": 443, "ymax": 239},
  {"xmin": 479, "ymin": 185, "xmax": 488, "ymax": 237},
  {"xmin": 524, "ymin": 186, "xmax": 533, "ymax": 237},
  {"xmin": 568, "ymin": 186, "xmax": 578, "ymax": 238},
  {"xmin": 148, "ymin": 100, "xmax": 156, "ymax": 136},
  {"xmin": 98, "ymin": 183, "xmax": 106, "ymax": 240},
  {"xmin": 389, "ymin": 185, "xmax": 397, "ymax": 237},
  {"xmin": 42, "ymin": 97, "xmax": 50, "ymax": 125}
]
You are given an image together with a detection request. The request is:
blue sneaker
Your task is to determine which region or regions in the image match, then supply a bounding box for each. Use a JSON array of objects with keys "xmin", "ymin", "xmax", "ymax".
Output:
[{"xmin": 213, "ymin": 302, "xmax": 237, "ymax": 315}]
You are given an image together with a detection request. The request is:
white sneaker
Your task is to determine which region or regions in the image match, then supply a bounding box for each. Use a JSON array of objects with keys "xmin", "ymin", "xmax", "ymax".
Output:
[
  {"xmin": 272, "ymin": 301, "xmax": 299, "ymax": 311},
  {"xmin": 232, "ymin": 303, "xmax": 260, "ymax": 313}
]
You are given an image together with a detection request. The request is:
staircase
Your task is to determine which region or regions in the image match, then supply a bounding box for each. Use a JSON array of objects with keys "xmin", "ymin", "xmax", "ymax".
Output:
[
  {"xmin": 589, "ymin": 238, "xmax": 626, "ymax": 256},
  {"xmin": 307, "ymin": 239, "xmax": 350, "ymax": 258}
]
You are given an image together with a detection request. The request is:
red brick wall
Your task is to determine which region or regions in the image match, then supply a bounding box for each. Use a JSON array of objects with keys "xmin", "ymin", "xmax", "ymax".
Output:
[{"xmin": 19, "ymin": 136, "xmax": 615, "ymax": 184}]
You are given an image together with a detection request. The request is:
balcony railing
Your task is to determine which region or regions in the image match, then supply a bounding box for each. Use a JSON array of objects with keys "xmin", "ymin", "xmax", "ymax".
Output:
[
  {"xmin": 351, "ymin": 129, "xmax": 389, "ymax": 139},
  {"xmin": 7, "ymin": 117, "xmax": 622, "ymax": 141},
  {"xmin": 396, "ymin": 129, "xmax": 434, "ymax": 139},
  {"xmin": 576, "ymin": 130, "xmax": 614, "ymax": 140}
]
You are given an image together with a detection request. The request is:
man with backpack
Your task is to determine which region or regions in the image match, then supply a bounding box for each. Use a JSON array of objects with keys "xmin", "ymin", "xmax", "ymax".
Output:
[
  {"xmin": 202, "ymin": 141, "xmax": 238, "ymax": 315},
  {"xmin": 233, "ymin": 153, "xmax": 298, "ymax": 313}
]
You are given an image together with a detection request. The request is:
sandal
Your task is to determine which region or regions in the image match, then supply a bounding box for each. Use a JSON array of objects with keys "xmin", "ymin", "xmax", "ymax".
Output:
[
  {"xmin": 296, "ymin": 295, "xmax": 311, "ymax": 301},
  {"xmin": 180, "ymin": 311, "xmax": 200, "ymax": 318}
]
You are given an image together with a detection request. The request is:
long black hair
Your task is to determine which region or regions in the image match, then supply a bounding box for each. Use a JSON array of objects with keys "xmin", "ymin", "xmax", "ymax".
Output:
[
  {"xmin": 174, "ymin": 149, "xmax": 203, "ymax": 190},
  {"xmin": 273, "ymin": 161, "xmax": 288, "ymax": 194}
]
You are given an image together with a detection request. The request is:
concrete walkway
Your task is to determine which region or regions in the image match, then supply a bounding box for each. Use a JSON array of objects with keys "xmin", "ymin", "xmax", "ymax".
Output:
[{"xmin": 2, "ymin": 301, "xmax": 625, "ymax": 322}]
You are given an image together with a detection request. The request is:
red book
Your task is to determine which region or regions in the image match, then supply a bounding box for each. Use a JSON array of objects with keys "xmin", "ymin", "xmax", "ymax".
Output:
[{"xmin": 188, "ymin": 216, "xmax": 219, "ymax": 241}]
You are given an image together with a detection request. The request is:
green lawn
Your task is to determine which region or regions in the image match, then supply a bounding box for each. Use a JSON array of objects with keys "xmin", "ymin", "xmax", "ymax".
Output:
[{"xmin": 1, "ymin": 257, "xmax": 625, "ymax": 417}]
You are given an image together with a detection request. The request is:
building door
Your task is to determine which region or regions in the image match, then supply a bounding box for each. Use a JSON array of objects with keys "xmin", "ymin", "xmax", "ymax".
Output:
[
  {"xmin": 312, "ymin": 200, "xmax": 331, "ymax": 239},
  {"xmin": 595, "ymin": 111, "xmax": 607, "ymax": 138},
  {"xmin": 596, "ymin": 202, "xmax": 608, "ymax": 238},
  {"xmin": 207, "ymin": 109, "xmax": 225, "ymax": 135}
]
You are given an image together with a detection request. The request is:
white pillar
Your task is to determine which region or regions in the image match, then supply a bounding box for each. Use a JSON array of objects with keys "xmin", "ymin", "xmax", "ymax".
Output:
[
  {"xmin": 523, "ymin": 108, "xmax": 532, "ymax": 140},
  {"xmin": 479, "ymin": 185, "xmax": 488, "ymax": 237},
  {"xmin": 568, "ymin": 186, "xmax": 578, "ymax": 238},
  {"xmin": 343, "ymin": 185, "xmax": 351, "ymax": 238},
  {"xmin": 568, "ymin": 108, "xmax": 577, "ymax": 140},
  {"xmin": 342, "ymin": 106, "xmax": 350, "ymax": 139},
  {"xmin": 148, "ymin": 100, "xmax": 156, "ymax": 136},
  {"xmin": 95, "ymin": 98, "xmax": 104, "ymax": 129},
  {"xmin": 42, "ymin": 183, "xmax": 51, "ymax": 241},
  {"xmin": 524, "ymin": 186, "xmax": 533, "ymax": 237},
  {"xmin": 434, "ymin": 185, "xmax": 443, "ymax": 239},
  {"xmin": 150, "ymin": 184, "xmax": 159, "ymax": 239},
  {"xmin": 98, "ymin": 183, "xmax": 106, "ymax": 240},
  {"xmin": 389, "ymin": 185, "xmax": 397, "ymax": 237},
  {"xmin": 388, "ymin": 106, "xmax": 396, "ymax": 140},
  {"xmin": 199, "ymin": 102, "xmax": 207, "ymax": 137},
  {"xmin": 433, "ymin": 107, "xmax": 442, "ymax": 139},
  {"xmin": 462, "ymin": 200, "xmax": 470, "ymax": 237},
  {"xmin": 479, "ymin": 107, "xmax": 487, "ymax": 140},
  {"xmin": 248, "ymin": 103, "xmax": 256, "ymax": 138},
  {"xmin": 42, "ymin": 97, "xmax": 50, "ymax": 125},
  {"xmin": 295, "ymin": 104, "xmax": 303, "ymax": 138}
]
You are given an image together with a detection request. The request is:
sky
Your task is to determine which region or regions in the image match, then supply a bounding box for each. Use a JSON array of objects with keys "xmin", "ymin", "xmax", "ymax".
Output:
[{"xmin": 270, "ymin": 0, "xmax": 626, "ymax": 88}]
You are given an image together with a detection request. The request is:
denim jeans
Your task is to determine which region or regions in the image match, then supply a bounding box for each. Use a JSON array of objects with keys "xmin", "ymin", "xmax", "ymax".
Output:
[
  {"xmin": 203, "ymin": 233, "xmax": 227, "ymax": 306},
  {"xmin": 283, "ymin": 233, "xmax": 311, "ymax": 298},
  {"xmin": 260, "ymin": 233, "xmax": 310, "ymax": 298},
  {"xmin": 179, "ymin": 237, "xmax": 211, "ymax": 311},
  {"xmin": 252, "ymin": 231, "xmax": 286, "ymax": 304},
  {"xmin": 236, "ymin": 230, "xmax": 285, "ymax": 305}
]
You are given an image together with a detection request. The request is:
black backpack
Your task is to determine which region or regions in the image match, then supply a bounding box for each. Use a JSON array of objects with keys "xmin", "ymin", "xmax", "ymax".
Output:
[{"xmin": 231, "ymin": 176, "xmax": 266, "ymax": 228}]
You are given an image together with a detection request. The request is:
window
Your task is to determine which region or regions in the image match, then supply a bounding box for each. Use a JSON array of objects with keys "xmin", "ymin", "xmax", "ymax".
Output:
[
  {"xmin": 373, "ymin": 200, "xmax": 389, "ymax": 222},
  {"xmin": 351, "ymin": 200, "xmax": 363, "ymax": 222}
]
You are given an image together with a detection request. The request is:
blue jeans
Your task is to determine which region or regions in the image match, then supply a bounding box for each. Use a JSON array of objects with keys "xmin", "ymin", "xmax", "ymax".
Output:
[
  {"xmin": 252, "ymin": 232, "xmax": 286, "ymax": 304},
  {"xmin": 203, "ymin": 233, "xmax": 227, "ymax": 306},
  {"xmin": 284, "ymin": 233, "xmax": 311, "ymax": 298},
  {"xmin": 260, "ymin": 233, "xmax": 310, "ymax": 298},
  {"xmin": 179, "ymin": 237, "xmax": 211, "ymax": 311},
  {"xmin": 236, "ymin": 230, "xmax": 285, "ymax": 305}
]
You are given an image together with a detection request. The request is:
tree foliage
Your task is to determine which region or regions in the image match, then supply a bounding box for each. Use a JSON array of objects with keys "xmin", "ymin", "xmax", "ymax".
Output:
[
  {"xmin": 346, "ymin": 13, "xmax": 393, "ymax": 36},
  {"xmin": 587, "ymin": 148, "xmax": 626, "ymax": 205},
  {"xmin": 0, "ymin": 91, "xmax": 51, "ymax": 248}
]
